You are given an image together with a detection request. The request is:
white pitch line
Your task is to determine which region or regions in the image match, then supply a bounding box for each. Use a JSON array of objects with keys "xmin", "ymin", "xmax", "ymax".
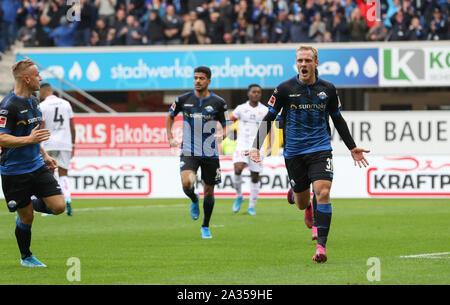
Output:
[
  {"xmin": 400, "ymin": 252, "xmax": 450, "ymax": 258},
  {"xmin": 0, "ymin": 203, "xmax": 186, "ymax": 215}
]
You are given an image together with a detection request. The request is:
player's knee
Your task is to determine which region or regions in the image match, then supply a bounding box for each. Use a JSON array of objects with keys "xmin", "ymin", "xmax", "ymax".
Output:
[
  {"xmin": 51, "ymin": 202, "xmax": 66, "ymax": 215},
  {"xmin": 19, "ymin": 212, "xmax": 34, "ymax": 225},
  {"xmin": 315, "ymin": 188, "xmax": 331, "ymax": 203}
]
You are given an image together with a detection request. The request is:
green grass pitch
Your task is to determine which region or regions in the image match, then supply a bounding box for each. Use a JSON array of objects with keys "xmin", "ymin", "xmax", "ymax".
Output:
[{"xmin": 0, "ymin": 198, "xmax": 449, "ymax": 285}]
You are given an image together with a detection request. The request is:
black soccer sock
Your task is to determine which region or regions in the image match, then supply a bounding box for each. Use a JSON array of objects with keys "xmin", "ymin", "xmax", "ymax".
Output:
[
  {"xmin": 32, "ymin": 197, "xmax": 53, "ymax": 214},
  {"xmin": 312, "ymin": 192, "xmax": 317, "ymax": 227},
  {"xmin": 183, "ymin": 187, "xmax": 198, "ymax": 203},
  {"xmin": 316, "ymin": 203, "xmax": 332, "ymax": 248},
  {"xmin": 15, "ymin": 217, "xmax": 32, "ymax": 259},
  {"xmin": 202, "ymin": 197, "xmax": 215, "ymax": 228}
]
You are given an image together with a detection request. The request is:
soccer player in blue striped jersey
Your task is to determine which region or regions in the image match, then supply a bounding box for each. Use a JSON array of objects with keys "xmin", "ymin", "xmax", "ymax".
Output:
[
  {"xmin": 0, "ymin": 59, "xmax": 66, "ymax": 267},
  {"xmin": 166, "ymin": 66, "xmax": 228, "ymax": 239},
  {"xmin": 249, "ymin": 46, "xmax": 370, "ymax": 263}
]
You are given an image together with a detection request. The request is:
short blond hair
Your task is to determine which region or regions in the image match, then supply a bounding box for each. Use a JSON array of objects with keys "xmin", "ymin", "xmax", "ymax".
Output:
[
  {"xmin": 12, "ymin": 58, "xmax": 36, "ymax": 80},
  {"xmin": 297, "ymin": 45, "xmax": 318, "ymax": 62}
]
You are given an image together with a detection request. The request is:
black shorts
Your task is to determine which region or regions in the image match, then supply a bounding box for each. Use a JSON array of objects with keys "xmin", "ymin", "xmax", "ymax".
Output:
[
  {"xmin": 180, "ymin": 155, "xmax": 221, "ymax": 186},
  {"xmin": 2, "ymin": 165, "xmax": 62, "ymax": 212},
  {"xmin": 285, "ymin": 150, "xmax": 333, "ymax": 193}
]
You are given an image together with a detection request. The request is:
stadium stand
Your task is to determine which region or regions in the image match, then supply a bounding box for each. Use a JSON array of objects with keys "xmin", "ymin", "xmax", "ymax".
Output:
[{"xmin": 1, "ymin": 0, "xmax": 447, "ymax": 51}]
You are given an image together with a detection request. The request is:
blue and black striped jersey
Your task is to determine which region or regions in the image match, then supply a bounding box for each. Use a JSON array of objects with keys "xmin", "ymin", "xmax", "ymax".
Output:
[
  {"xmin": 0, "ymin": 91, "xmax": 45, "ymax": 175},
  {"xmin": 268, "ymin": 76, "xmax": 342, "ymax": 159},
  {"xmin": 169, "ymin": 91, "xmax": 227, "ymax": 158}
]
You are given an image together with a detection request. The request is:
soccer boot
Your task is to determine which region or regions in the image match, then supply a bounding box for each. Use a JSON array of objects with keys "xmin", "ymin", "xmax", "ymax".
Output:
[
  {"xmin": 287, "ymin": 188, "xmax": 295, "ymax": 205},
  {"xmin": 20, "ymin": 255, "xmax": 47, "ymax": 268},
  {"xmin": 190, "ymin": 194, "xmax": 200, "ymax": 220},
  {"xmin": 312, "ymin": 245, "xmax": 327, "ymax": 263},
  {"xmin": 201, "ymin": 227, "xmax": 212, "ymax": 239},
  {"xmin": 232, "ymin": 196, "xmax": 244, "ymax": 213},
  {"xmin": 247, "ymin": 207, "xmax": 256, "ymax": 216},
  {"xmin": 66, "ymin": 200, "xmax": 73, "ymax": 216}
]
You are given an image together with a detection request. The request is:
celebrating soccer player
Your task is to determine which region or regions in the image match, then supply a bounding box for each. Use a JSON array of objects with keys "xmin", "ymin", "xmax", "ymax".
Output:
[
  {"xmin": 0, "ymin": 59, "xmax": 66, "ymax": 267},
  {"xmin": 166, "ymin": 66, "xmax": 228, "ymax": 239},
  {"xmin": 249, "ymin": 46, "xmax": 370, "ymax": 263}
]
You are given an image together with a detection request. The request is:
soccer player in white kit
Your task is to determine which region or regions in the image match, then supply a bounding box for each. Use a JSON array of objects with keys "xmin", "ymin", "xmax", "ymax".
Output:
[
  {"xmin": 230, "ymin": 84, "xmax": 268, "ymax": 215},
  {"xmin": 39, "ymin": 83, "xmax": 76, "ymax": 216}
]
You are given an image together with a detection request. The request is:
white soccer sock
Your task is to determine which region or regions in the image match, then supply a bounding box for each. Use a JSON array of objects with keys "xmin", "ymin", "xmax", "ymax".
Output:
[
  {"xmin": 233, "ymin": 174, "xmax": 243, "ymax": 197},
  {"xmin": 249, "ymin": 182, "xmax": 260, "ymax": 209},
  {"xmin": 59, "ymin": 175, "xmax": 72, "ymax": 202}
]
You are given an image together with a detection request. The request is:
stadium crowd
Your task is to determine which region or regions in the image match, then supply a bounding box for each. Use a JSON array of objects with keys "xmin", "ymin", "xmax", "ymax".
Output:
[{"xmin": 0, "ymin": 0, "xmax": 448, "ymax": 50}]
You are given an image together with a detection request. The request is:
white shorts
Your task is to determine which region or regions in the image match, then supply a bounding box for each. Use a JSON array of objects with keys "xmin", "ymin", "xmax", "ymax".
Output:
[
  {"xmin": 47, "ymin": 150, "xmax": 72, "ymax": 170},
  {"xmin": 232, "ymin": 148, "xmax": 263, "ymax": 173}
]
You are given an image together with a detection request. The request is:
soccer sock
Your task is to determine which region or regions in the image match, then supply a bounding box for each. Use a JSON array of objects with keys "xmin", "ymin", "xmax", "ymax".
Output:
[
  {"xmin": 202, "ymin": 197, "xmax": 215, "ymax": 228},
  {"xmin": 59, "ymin": 175, "xmax": 71, "ymax": 202},
  {"xmin": 312, "ymin": 192, "xmax": 317, "ymax": 227},
  {"xmin": 15, "ymin": 217, "xmax": 32, "ymax": 259},
  {"xmin": 32, "ymin": 197, "xmax": 53, "ymax": 214},
  {"xmin": 249, "ymin": 182, "xmax": 259, "ymax": 209},
  {"xmin": 233, "ymin": 174, "xmax": 242, "ymax": 197},
  {"xmin": 316, "ymin": 203, "xmax": 332, "ymax": 248},
  {"xmin": 183, "ymin": 187, "xmax": 198, "ymax": 203}
]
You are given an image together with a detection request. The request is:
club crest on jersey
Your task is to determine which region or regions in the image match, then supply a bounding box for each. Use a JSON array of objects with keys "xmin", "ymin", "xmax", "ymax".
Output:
[
  {"xmin": 317, "ymin": 92, "xmax": 328, "ymax": 100},
  {"xmin": 0, "ymin": 116, "xmax": 7, "ymax": 128},
  {"xmin": 268, "ymin": 95, "xmax": 276, "ymax": 107},
  {"xmin": 205, "ymin": 105, "xmax": 214, "ymax": 113}
]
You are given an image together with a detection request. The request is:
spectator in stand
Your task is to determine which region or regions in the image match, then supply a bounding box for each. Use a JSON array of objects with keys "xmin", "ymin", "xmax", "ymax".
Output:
[
  {"xmin": 270, "ymin": 9, "xmax": 289, "ymax": 43},
  {"xmin": 231, "ymin": 15, "xmax": 253, "ymax": 44},
  {"xmin": 389, "ymin": 8, "xmax": 409, "ymax": 40},
  {"xmin": 205, "ymin": 9, "xmax": 225, "ymax": 44},
  {"xmin": 329, "ymin": 11, "xmax": 349, "ymax": 42},
  {"xmin": 344, "ymin": 0, "xmax": 357, "ymax": 22},
  {"xmin": 181, "ymin": 10, "xmax": 206, "ymax": 44},
  {"xmin": 1, "ymin": 0, "xmax": 22, "ymax": 50},
  {"xmin": 119, "ymin": 14, "xmax": 143, "ymax": 45},
  {"xmin": 349, "ymin": 7, "xmax": 368, "ymax": 41},
  {"xmin": 93, "ymin": 18, "xmax": 109, "ymax": 45},
  {"xmin": 74, "ymin": 0, "xmax": 96, "ymax": 46},
  {"xmin": 36, "ymin": 14, "xmax": 54, "ymax": 47},
  {"xmin": 163, "ymin": 4, "xmax": 183, "ymax": 44},
  {"xmin": 96, "ymin": 0, "xmax": 117, "ymax": 27},
  {"xmin": 128, "ymin": 0, "xmax": 146, "ymax": 18},
  {"xmin": 111, "ymin": 8, "xmax": 126, "ymax": 45},
  {"xmin": 366, "ymin": 19, "xmax": 388, "ymax": 41},
  {"xmin": 218, "ymin": 0, "xmax": 234, "ymax": 33},
  {"xmin": 322, "ymin": 31, "xmax": 333, "ymax": 42},
  {"xmin": 251, "ymin": 0, "xmax": 264, "ymax": 26},
  {"xmin": 405, "ymin": 15, "xmax": 424, "ymax": 40},
  {"xmin": 309, "ymin": 11, "xmax": 326, "ymax": 43},
  {"xmin": 253, "ymin": 13, "xmax": 271, "ymax": 43},
  {"xmin": 48, "ymin": 0, "xmax": 66, "ymax": 29},
  {"xmin": 289, "ymin": 12, "xmax": 311, "ymax": 43},
  {"xmin": 425, "ymin": 7, "xmax": 447, "ymax": 40},
  {"xmin": 223, "ymin": 31, "xmax": 233, "ymax": 44},
  {"xmin": 234, "ymin": 0, "xmax": 251, "ymax": 23},
  {"xmin": 143, "ymin": 9, "xmax": 166, "ymax": 45},
  {"xmin": 49, "ymin": 16, "xmax": 79, "ymax": 47},
  {"xmin": 90, "ymin": 29, "xmax": 99, "ymax": 45},
  {"xmin": 421, "ymin": 0, "xmax": 439, "ymax": 28},
  {"xmin": 23, "ymin": 0, "xmax": 41, "ymax": 21},
  {"xmin": 188, "ymin": 0, "xmax": 208, "ymax": 13},
  {"xmin": 18, "ymin": 14, "xmax": 37, "ymax": 47}
]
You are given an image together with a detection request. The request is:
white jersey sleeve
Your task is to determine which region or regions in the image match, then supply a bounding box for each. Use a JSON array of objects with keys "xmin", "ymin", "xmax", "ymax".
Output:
[{"xmin": 40, "ymin": 95, "xmax": 74, "ymax": 151}]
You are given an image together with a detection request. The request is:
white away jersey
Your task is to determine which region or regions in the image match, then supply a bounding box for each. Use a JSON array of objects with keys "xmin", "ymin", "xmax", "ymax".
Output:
[
  {"xmin": 231, "ymin": 101, "xmax": 268, "ymax": 150},
  {"xmin": 40, "ymin": 95, "xmax": 74, "ymax": 151}
]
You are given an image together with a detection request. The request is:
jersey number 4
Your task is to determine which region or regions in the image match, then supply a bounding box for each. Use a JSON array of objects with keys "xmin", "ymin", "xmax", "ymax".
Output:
[{"xmin": 53, "ymin": 107, "xmax": 64, "ymax": 125}]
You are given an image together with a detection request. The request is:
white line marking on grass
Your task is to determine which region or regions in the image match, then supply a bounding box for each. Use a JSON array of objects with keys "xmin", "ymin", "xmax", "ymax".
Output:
[
  {"xmin": 0, "ymin": 204, "xmax": 187, "ymax": 215},
  {"xmin": 400, "ymin": 252, "xmax": 450, "ymax": 259}
]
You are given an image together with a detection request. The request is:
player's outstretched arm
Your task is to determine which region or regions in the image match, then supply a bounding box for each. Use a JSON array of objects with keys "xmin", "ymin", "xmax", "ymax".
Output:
[{"xmin": 351, "ymin": 147, "xmax": 370, "ymax": 168}]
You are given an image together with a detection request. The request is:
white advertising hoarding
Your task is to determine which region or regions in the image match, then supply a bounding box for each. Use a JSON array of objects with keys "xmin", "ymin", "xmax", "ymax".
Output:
[{"xmin": 62, "ymin": 155, "xmax": 450, "ymax": 199}]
